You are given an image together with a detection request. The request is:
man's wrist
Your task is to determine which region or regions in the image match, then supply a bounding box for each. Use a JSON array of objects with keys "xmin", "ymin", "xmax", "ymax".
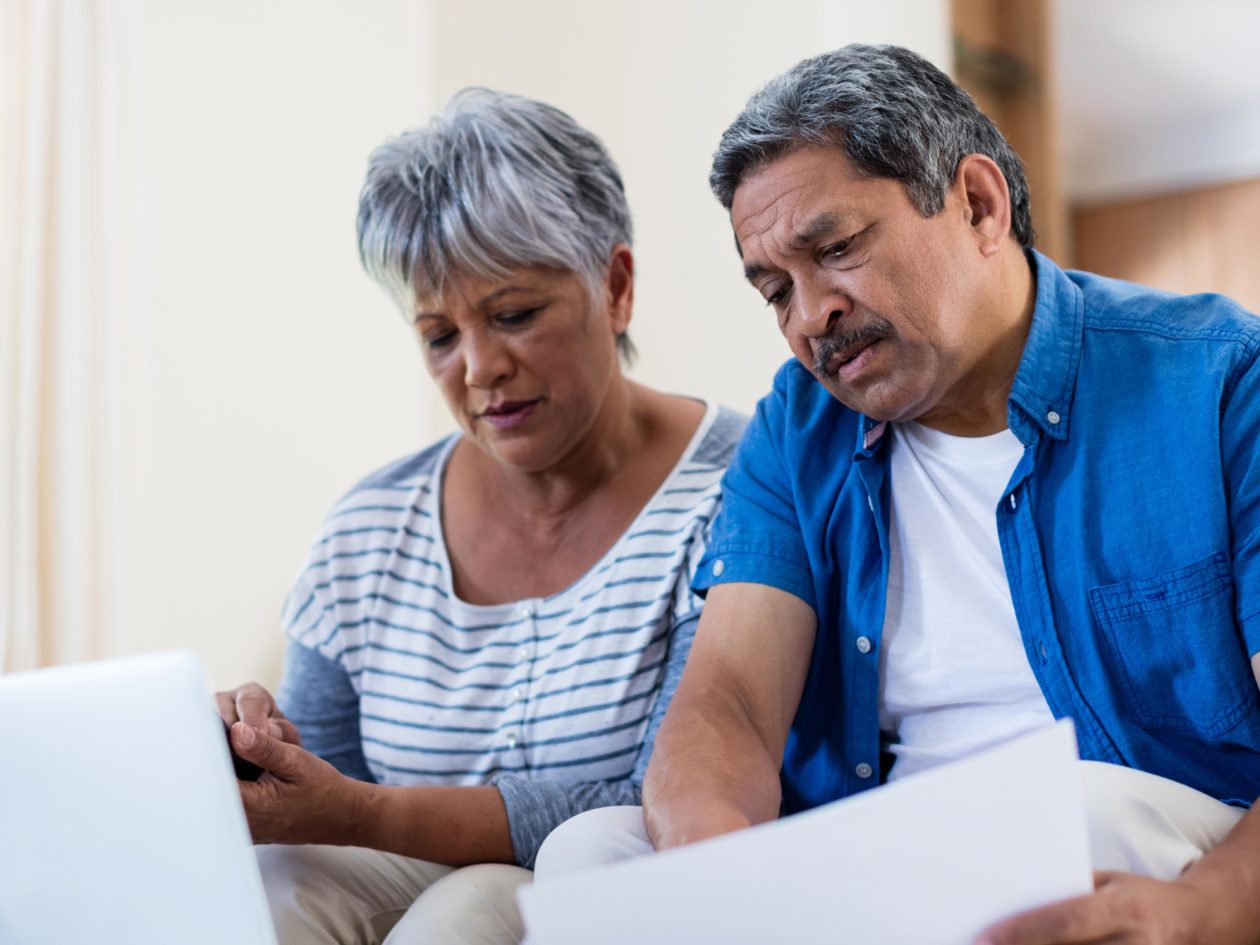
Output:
[{"xmin": 1176, "ymin": 873, "xmax": 1260, "ymax": 945}]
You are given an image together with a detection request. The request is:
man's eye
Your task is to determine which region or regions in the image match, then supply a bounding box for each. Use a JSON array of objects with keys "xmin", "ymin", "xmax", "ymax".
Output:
[
  {"xmin": 823, "ymin": 238, "xmax": 852, "ymax": 259},
  {"xmin": 764, "ymin": 286, "xmax": 790, "ymax": 308}
]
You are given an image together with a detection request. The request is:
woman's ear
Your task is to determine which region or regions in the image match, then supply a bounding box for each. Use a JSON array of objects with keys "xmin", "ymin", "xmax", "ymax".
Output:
[
  {"xmin": 954, "ymin": 154, "xmax": 1012, "ymax": 258},
  {"xmin": 605, "ymin": 244, "xmax": 634, "ymax": 335}
]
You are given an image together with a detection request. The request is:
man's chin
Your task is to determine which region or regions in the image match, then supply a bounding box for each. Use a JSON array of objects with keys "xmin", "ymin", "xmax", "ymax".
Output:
[{"xmin": 820, "ymin": 379, "xmax": 924, "ymax": 425}]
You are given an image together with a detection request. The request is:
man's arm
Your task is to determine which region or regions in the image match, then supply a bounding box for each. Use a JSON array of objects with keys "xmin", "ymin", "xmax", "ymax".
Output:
[
  {"xmin": 978, "ymin": 802, "xmax": 1260, "ymax": 945},
  {"xmin": 643, "ymin": 581, "xmax": 815, "ymax": 850}
]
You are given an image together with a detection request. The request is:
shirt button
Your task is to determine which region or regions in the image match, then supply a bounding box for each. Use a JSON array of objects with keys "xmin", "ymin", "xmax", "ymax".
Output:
[
  {"xmin": 505, "ymin": 732, "xmax": 519, "ymax": 749},
  {"xmin": 712, "ymin": 559, "xmax": 725, "ymax": 577},
  {"xmin": 1047, "ymin": 410, "xmax": 1061, "ymax": 425},
  {"xmin": 855, "ymin": 636, "xmax": 872, "ymax": 654},
  {"xmin": 855, "ymin": 762, "xmax": 874, "ymax": 779},
  {"xmin": 517, "ymin": 603, "xmax": 534, "ymax": 619},
  {"xmin": 511, "ymin": 688, "xmax": 524, "ymax": 703}
]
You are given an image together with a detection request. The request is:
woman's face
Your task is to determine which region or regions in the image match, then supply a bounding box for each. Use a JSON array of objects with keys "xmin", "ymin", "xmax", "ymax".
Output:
[{"xmin": 412, "ymin": 248, "xmax": 633, "ymax": 473}]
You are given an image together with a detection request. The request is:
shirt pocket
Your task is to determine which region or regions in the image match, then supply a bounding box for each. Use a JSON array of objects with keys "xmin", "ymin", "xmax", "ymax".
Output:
[{"xmin": 1088, "ymin": 553, "xmax": 1256, "ymax": 738}]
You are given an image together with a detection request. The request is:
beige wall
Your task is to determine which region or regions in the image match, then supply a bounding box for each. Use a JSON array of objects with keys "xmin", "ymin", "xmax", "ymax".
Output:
[
  {"xmin": 127, "ymin": 0, "xmax": 435, "ymax": 688},
  {"xmin": 119, "ymin": 1, "xmax": 948, "ymax": 689}
]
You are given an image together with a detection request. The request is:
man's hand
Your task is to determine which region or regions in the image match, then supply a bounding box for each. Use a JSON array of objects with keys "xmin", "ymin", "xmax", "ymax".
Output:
[
  {"xmin": 976, "ymin": 872, "xmax": 1215, "ymax": 945},
  {"xmin": 216, "ymin": 682, "xmax": 302, "ymax": 746},
  {"xmin": 229, "ymin": 722, "xmax": 367, "ymax": 846}
]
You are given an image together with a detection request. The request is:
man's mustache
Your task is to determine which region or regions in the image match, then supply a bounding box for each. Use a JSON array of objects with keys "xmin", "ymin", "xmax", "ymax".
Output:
[{"xmin": 812, "ymin": 319, "xmax": 894, "ymax": 379}]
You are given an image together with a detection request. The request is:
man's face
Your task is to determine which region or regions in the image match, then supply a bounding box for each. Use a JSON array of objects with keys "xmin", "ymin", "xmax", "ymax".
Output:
[{"xmin": 731, "ymin": 145, "xmax": 997, "ymax": 428}]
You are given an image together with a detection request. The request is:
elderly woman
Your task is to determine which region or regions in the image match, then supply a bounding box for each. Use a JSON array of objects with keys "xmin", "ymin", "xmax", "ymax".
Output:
[{"xmin": 216, "ymin": 89, "xmax": 744, "ymax": 945}]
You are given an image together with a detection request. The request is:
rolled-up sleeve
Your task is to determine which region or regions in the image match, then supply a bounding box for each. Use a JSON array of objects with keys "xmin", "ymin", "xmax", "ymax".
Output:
[{"xmin": 693, "ymin": 368, "xmax": 814, "ymax": 609}]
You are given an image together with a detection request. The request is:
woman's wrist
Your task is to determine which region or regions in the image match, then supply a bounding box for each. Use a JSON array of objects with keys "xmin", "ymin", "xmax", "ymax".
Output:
[{"xmin": 330, "ymin": 778, "xmax": 384, "ymax": 847}]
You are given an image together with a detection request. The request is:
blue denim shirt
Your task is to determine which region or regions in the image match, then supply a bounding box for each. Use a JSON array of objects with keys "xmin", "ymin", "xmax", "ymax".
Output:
[{"xmin": 695, "ymin": 250, "xmax": 1260, "ymax": 813}]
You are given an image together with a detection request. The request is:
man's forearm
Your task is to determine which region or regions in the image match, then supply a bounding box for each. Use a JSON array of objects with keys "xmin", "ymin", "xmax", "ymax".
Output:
[
  {"xmin": 643, "ymin": 582, "xmax": 816, "ymax": 851},
  {"xmin": 1177, "ymin": 799, "xmax": 1260, "ymax": 942},
  {"xmin": 643, "ymin": 685, "xmax": 785, "ymax": 850}
]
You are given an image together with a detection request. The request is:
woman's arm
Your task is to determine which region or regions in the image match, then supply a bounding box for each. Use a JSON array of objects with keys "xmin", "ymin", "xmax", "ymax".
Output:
[
  {"xmin": 231, "ymin": 615, "xmax": 697, "ymax": 867},
  {"xmin": 490, "ymin": 610, "xmax": 698, "ymax": 867},
  {"xmin": 228, "ymin": 722, "xmax": 515, "ymax": 865},
  {"xmin": 274, "ymin": 642, "xmax": 373, "ymax": 781}
]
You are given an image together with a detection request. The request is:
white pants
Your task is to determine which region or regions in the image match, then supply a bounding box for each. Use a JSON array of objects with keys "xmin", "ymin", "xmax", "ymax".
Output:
[
  {"xmin": 534, "ymin": 761, "xmax": 1247, "ymax": 882},
  {"xmin": 256, "ymin": 844, "xmax": 531, "ymax": 945}
]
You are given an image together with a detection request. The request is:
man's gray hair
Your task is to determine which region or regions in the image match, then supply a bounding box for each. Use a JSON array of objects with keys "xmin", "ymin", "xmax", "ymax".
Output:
[
  {"xmin": 710, "ymin": 44, "xmax": 1034, "ymax": 248},
  {"xmin": 358, "ymin": 88, "xmax": 636, "ymax": 360}
]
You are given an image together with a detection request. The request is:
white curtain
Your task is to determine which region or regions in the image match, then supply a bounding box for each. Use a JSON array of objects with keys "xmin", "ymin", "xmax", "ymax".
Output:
[{"xmin": 1, "ymin": 0, "xmax": 144, "ymax": 671}]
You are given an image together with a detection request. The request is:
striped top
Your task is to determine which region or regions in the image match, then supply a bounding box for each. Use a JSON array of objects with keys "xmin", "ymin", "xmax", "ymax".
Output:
[{"xmin": 279, "ymin": 403, "xmax": 744, "ymax": 855}]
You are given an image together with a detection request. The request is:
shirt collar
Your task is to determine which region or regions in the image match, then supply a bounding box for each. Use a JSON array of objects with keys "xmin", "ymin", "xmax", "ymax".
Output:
[
  {"xmin": 1007, "ymin": 249, "xmax": 1084, "ymax": 445},
  {"xmin": 854, "ymin": 249, "xmax": 1083, "ymax": 455}
]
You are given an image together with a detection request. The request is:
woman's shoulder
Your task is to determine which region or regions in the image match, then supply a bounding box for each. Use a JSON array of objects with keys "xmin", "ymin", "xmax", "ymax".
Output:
[
  {"xmin": 688, "ymin": 403, "xmax": 749, "ymax": 471},
  {"xmin": 303, "ymin": 434, "xmax": 459, "ymax": 558},
  {"xmin": 337, "ymin": 434, "xmax": 458, "ymax": 502},
  {"xmin": 637, "ymin": 402, "xmax": 748, "ymax": 521}
]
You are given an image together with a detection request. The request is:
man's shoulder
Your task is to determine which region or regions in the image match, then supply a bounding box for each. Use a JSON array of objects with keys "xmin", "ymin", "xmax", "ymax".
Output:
[
  {"xmin": 734, "ymin": 360, "xmax": 865, "ymax": 486},
  {"xmin": 758, "ymin": 359, "xmax": 864, "ymax": 445},
  {"xmin": 1069, "ymin": 268, "xmax": 1260, "ymax": 345}
]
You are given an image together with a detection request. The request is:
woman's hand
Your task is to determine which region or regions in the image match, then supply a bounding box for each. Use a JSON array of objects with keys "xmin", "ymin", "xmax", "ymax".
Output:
[
  {"xmin": 216, "ymin": 682, "xmax": 302, "ymax": 746},
  {"xmin": 228, "ymin": 722, "xmax": 369, "ymax": 846}
]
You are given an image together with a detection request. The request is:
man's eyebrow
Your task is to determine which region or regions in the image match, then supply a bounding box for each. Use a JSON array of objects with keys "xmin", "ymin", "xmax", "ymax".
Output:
[
  {"xmin": 741, "ymin": 211, "xmax": 859, "ymax": 283},
  {"xmin": 743, "ymin": 262, "xmax": 768, "ymax": 283},
  {"xmin": 792, "ymin": 211, "xmax": 851, "ymax": 249}
]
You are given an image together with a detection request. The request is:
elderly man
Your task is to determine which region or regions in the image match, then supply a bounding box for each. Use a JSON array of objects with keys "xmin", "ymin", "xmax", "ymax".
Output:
[{"xmin": 537, "ymin": 44, "xmax": 1260, "ymax": 943}]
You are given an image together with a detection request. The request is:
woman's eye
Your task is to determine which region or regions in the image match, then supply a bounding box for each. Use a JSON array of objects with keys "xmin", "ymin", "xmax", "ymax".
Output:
[
  {"xmin": 498, "ymin": 307, "xmax": 540, "ymax": 327},
  {"xmin": 423, "ymin": 331, "xmax": 456, "ymax": 350}
]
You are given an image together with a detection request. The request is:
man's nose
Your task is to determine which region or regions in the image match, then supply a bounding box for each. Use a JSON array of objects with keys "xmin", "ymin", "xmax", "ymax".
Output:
[
  {"xmin": 463, "ymin": 330, "xmax": 513, "ymax": 388},
  {"xmin": 795, "ymin": 280, "xmax": 849, "ymax": 339}
]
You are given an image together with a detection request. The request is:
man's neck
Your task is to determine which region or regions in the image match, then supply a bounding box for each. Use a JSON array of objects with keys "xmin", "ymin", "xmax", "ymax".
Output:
[{"xmin": 915, "ymin": 247, "xmax": 1036, "ymax": 437}]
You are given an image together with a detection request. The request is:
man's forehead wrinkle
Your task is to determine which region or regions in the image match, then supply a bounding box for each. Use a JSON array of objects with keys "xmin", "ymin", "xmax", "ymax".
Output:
[
  {"xmin": 791, "ymin": 210, "xmax": 853, "ymax": 249},
  {"xmin": 732, "ymin": 172, "xmax": 812, "ymax": 236}
]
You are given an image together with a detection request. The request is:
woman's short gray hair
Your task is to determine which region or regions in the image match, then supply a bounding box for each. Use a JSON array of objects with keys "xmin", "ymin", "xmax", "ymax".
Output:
[
  {"xmin": 358, "ymin": 88, "xmax": 636, "ymax": 360},
  {"xmin": 710, "ymin": 44, "xmax": 1035, "ymax": 248}
]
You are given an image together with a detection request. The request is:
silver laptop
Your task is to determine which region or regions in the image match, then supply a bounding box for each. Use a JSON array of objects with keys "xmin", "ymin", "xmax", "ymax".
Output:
[{"xmin": 0, "ymin": 650, "xmax": 278, "ymax": 945}]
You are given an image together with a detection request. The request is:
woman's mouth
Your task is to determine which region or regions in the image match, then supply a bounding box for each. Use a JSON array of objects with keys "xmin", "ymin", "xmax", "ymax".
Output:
[{"xmin": 479, "ymin": 399, "xmax": 541, "ymax": 429}]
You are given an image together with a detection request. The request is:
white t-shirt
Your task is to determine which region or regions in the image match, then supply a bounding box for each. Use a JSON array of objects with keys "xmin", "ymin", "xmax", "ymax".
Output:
[{"xmin": 879, "ymin": 421, "xmax": 1056, "ymax": 782}]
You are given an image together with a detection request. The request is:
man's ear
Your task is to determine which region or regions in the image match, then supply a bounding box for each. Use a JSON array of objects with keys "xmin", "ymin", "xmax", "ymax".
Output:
[
  {"xmin": 605, "ymin": 243, "xmax": 634, "ymax": 335},
  {"xmin": 954, "ymin": 154, "xmax": 1012, "ymax": 258}
]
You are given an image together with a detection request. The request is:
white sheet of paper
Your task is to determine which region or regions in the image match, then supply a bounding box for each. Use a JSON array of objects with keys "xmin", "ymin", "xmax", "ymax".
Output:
[{"xmin": 519, "ymin": 721, "xmax": 1092, "ymax": 945}]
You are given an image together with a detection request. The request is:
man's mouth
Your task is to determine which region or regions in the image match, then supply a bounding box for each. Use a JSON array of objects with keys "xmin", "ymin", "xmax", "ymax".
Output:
[
  {"xmin": 813, "ymin": 320, "xmax": 894, "ymax": 381},
  {"xmin": 828, "ymin": 339, "xmax": 877, "ymax": 374}
]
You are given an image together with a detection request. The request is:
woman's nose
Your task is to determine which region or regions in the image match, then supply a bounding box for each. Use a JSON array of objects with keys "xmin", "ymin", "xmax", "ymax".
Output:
[{"xmin": 462, "ymin": 330, "xmax": 514, "ymax": 388}]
